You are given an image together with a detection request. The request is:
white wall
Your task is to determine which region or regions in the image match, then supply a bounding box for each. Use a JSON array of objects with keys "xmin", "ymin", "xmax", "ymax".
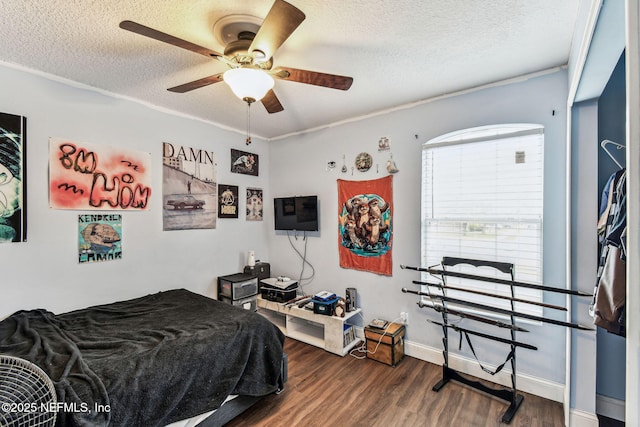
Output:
[
  {"xmin": 0, "ymin": 62, "xmax": 272, "ymax": 316},
  {"xmin": 268, "ymin": 70, "xmax": 570, "ymax": 386}
]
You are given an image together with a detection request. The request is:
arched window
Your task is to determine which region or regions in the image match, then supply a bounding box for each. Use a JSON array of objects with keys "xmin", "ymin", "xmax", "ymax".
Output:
[{"xmin": 421, "ymin": 124, "xmax": 544, "ymax": 315}]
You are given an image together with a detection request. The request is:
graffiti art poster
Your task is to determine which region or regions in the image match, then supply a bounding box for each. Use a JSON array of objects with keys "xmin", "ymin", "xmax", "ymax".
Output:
[
  {"xmin": 231, "ymin": 149, "xmax": 259, "ymax": 176},
  {"xmin": 218, "ymin": 184, "xmax": 238, "ymax": 218},
  {"xmin": 49, "ymin": 138, "xmax": 152, "ymax": 210},
  {"xmin": 78, "ymin": 214, "xmax": 122, "ymax": 263},
  {"xmin": 0, "ymin": 112, "xmax": 27, "ymax": 243},
  {"xmin": 337, "ymin": 176, "xmax": 393, "ymax": 276},
  {"xmin": 246, "ymin": 188, "xmax": 263, "ymax": 221},
  {"xmin": 163, "ymin": 142, "xmax": 217, "ymax": 230}
]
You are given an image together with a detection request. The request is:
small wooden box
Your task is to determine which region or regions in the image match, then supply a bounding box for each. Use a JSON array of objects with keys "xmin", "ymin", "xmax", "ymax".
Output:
[{"xmin": 365, "ymin": 323, "xmax": 405, "ymax": 367}]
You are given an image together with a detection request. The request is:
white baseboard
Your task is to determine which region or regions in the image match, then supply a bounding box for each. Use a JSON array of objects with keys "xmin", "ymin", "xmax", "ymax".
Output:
[
  {"xmin": 404, "ymin": 339, "xmax": 565, "ymax": 402},
  {"xmin": 568, "ymin": 408, "xmax": 599, "ymax": 427},
  {"xmin": 596, "ymin": 394, "xmax": 625, "ymax": 421}
]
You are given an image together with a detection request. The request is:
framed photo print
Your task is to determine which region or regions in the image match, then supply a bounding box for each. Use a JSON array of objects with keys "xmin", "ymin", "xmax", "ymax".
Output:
[{"xmin": 231, "ymin": 149, "xmax": 258, "ymax": 176}]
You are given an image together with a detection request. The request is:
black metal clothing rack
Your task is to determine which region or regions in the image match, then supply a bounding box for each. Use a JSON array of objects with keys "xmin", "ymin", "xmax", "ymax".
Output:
[
  {"xmin": 400, "ymin": 257, "xmax": 593, "ymax": 424},
  {"xmin": 431, "ymin": 257, "xmax": 523, "ymax": 424}
]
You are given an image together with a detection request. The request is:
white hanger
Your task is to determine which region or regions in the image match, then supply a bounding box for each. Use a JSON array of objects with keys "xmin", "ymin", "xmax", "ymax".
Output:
[{"xmin": 600, "ymin": 139, "xmax": 625, "ymax": 169}]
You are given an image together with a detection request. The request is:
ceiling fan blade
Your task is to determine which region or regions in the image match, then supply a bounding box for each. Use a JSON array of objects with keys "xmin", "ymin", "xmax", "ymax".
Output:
[
  {"xmin": 261, "ymin": 90, "xmax": 284, "ymax": 113},
  {"xmin": 119, "ymin": 20, "xmax": 223, "ymax": 58},
  {"xmin": 249, "ymin": 0, "xmax": 305, "ymax": 61},
  {"xmin": 273, "ymin": 67, "xmax": 353, "ymax": 90},
  {"xmin": 167, "ymin": 73, "xmax": 225, "ymax": 93}
]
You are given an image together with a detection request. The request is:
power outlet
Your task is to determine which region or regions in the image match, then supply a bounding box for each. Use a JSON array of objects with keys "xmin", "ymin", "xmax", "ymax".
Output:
[{"xmin": 400, "ymin": 312, "xmax": 408, "ymax": 325}]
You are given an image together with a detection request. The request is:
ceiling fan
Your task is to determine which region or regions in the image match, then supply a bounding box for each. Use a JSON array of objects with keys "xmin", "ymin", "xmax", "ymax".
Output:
[{"xmin": 119, "ymin": 0, "xmax": 353, "ymax": 114}]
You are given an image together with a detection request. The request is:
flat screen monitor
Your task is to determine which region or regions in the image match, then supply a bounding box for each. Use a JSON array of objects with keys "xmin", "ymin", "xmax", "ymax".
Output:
[{"xmin": 274, "ymin": 196, "xmax": 319, "ymax": 231}]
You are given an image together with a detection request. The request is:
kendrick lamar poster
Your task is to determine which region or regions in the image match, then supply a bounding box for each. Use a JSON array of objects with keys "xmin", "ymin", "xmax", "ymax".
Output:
[{"xmin": 337, "ymin": 175, "xmax": 393, "ymax": 276}]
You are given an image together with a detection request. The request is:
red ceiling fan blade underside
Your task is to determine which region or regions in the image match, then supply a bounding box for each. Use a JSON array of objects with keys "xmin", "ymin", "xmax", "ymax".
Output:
[
  {"xmin": 261, "ymin": 90, "xmax": 284, "ymax": 113},
  {"xmin": 119, "ymin": 20, "xmax": 223, "ymax": 58},
  {"xmin": 274, "ymin": 67, "xmax": 353, "ymax": 91}
]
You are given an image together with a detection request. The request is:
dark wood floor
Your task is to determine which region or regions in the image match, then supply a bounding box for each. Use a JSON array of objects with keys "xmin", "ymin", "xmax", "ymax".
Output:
[{"xmin": 225, "ymin": 338, "xmax": 565, "ymax": 427}]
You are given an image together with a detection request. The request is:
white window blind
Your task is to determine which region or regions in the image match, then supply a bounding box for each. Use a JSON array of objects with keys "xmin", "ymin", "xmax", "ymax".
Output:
[{"xmin": 421, "ymin": 124, "xmax": 544, "ymax": 316}]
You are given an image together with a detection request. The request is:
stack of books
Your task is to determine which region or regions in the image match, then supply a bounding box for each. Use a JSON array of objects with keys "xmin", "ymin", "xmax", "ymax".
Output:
[{"xmin": 343, "ymin": 324, "xmax": 356, "ymax": 347}]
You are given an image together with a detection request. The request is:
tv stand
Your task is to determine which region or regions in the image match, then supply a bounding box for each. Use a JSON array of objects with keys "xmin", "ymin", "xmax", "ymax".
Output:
[{"xmin": 257, "ymin": 296, "xmax": 361, "ymax": 356}]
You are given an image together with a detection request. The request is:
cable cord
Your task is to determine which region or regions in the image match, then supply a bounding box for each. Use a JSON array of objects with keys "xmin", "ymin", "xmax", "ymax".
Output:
[
  {"xmin": 286, "ymin": 230, "xmax": 316, "ymax": 293},
  {"xmin": 349, "ymin": 315, "xmax": 403, "ymax": 360}
]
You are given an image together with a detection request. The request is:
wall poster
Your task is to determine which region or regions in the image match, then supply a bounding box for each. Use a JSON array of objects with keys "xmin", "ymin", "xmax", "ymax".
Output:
[
  {"xmin": 49, "ymin": 138, "xmax": 152, "ymax": 210},
  {"xmin": 78, "ymin": 214, "xmax": 122, "ymax": 263},
  {"xmin": 337, "ymin": 176, "xmax": 393, "ymax": 276},
  {"xmin": 0, "ymin": 112, "xmax": 27, "ymax": 243},
  {"xmin": 218, "ymin": 184, "xmax": 239, "ymax": 218},
  {"xmin": 231, "ymin": 149, "xmax": 258, "ymax": 176},
  {"xmin": 246, "ymin": 187, "xmax": 263, "ymax": 221},
  {"xmin": 162, "ymin": 142, "xmax": 217, "ymax": 230}
]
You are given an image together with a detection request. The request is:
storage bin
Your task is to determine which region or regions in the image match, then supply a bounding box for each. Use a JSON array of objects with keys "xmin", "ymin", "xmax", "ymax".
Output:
[
  {"xmin": 218, "ymin": 273, "xmax": 258, "ymax": 301},
  {"xmin": 220, "ymin": 295, "xmax": 257, "ymax": 311}
]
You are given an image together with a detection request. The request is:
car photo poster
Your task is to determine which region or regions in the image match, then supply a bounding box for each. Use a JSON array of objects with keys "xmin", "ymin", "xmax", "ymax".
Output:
[
  {"xmin": 78, "ymin": 214, "xmax": 122, "ymax": 263},
  {"xmin": 0, "ymin": 112, "xmax": 27, "ymax": 243},
  {"xmin": 337, "ymin": 175, "xmax": 393, "ymax": 276},
  {"xmin": 49, "ymin": 138, "xmax": 152, "ymax": 210},
  {"xmin": 162, "ymin": 142, "xmax": 217, "ymax": 231}
]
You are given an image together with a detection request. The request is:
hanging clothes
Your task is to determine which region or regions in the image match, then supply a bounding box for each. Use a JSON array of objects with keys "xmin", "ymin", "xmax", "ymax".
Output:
[
  {"xmin": 597, "ymin": 169, "xmax": 625, "ymax": 242},
  {"xmin": 590, "ymin": 169, "xmax": 626, "ymax": 336},
  {"xmin": 606, "ymin": 171, "xmax": 627, "ymax": 259},
  {"xmin": 593, "ymin": 245, "xmax": 626, "ymax": 334}
]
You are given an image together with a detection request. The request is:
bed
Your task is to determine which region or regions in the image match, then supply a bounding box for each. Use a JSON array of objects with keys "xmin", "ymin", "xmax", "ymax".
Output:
[{"xmin": 0, "ymin": 288, "xmax": 286, "ymax": 426}]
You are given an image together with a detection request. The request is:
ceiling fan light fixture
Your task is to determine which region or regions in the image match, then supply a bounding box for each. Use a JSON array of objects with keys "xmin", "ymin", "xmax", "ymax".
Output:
[{"xmin": 223, "ymin": 68, "xmax": 274, "ymax": 103}]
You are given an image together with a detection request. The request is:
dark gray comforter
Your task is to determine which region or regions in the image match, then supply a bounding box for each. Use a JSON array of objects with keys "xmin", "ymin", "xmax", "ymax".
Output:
[{"xmin": 0, "ymin": 289, "xmax": 285, "ymax": 426}]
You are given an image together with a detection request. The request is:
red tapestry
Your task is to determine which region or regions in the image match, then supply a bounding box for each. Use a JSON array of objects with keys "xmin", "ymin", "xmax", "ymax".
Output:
[{"xmin": 337, "ymin": 176, "xmax": 393, "ymax": 276}]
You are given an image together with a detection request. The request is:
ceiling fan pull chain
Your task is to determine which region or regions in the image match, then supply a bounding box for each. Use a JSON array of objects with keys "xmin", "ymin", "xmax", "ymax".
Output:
[{"xmin": 246, "ymin": 102, "xmax": 252, "ymax": 145}]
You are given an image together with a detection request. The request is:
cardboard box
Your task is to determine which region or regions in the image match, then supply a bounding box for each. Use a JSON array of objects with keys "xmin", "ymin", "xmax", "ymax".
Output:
[{"xmin": 365, "ymin": 323, "xmax": 405, "ymax": 367}]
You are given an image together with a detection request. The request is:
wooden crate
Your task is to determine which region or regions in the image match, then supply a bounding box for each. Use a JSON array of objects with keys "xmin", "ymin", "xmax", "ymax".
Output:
[{"xmin": 364, "ymin": 323, "xmax": 405, "ymax": 367}]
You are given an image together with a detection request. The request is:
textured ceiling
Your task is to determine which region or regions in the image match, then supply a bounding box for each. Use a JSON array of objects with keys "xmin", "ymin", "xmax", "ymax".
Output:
[{"xmin": 0, "ymin": 0, "xmax": 581, "ymax": 140}]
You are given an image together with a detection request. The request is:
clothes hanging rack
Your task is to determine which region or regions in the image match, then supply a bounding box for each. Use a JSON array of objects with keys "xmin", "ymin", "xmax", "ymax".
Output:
[
  {"xmin": 416, "ymin": 299, "xmax": 530, "ymax": 332},
  {"xmin": 402, "ymin": 256, "xmax": 593, "ymax": 424},
  {"xmin": 405, "ymin": 287, "xmax": 592, "ymax": 330},
  {"xmin": 401, "ymin": 263, "xmax": 591, "ymax": 296},
  {"xmin": 410, "ymin": 280, "xmax": 567, "ymax": 311},
  {"xmin": 427, "ymin": 319, "xmax": 538, "ymax": 351},
  {"xmin": 600, "ymin": 139, "xmax": 625, "ymax": 169}
]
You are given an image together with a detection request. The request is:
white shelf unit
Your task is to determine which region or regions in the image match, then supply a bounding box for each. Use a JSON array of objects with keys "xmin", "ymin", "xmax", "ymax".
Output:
[{"xmin": 257, "ymin": 296, "xmax": 362, "ymax": 356}]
